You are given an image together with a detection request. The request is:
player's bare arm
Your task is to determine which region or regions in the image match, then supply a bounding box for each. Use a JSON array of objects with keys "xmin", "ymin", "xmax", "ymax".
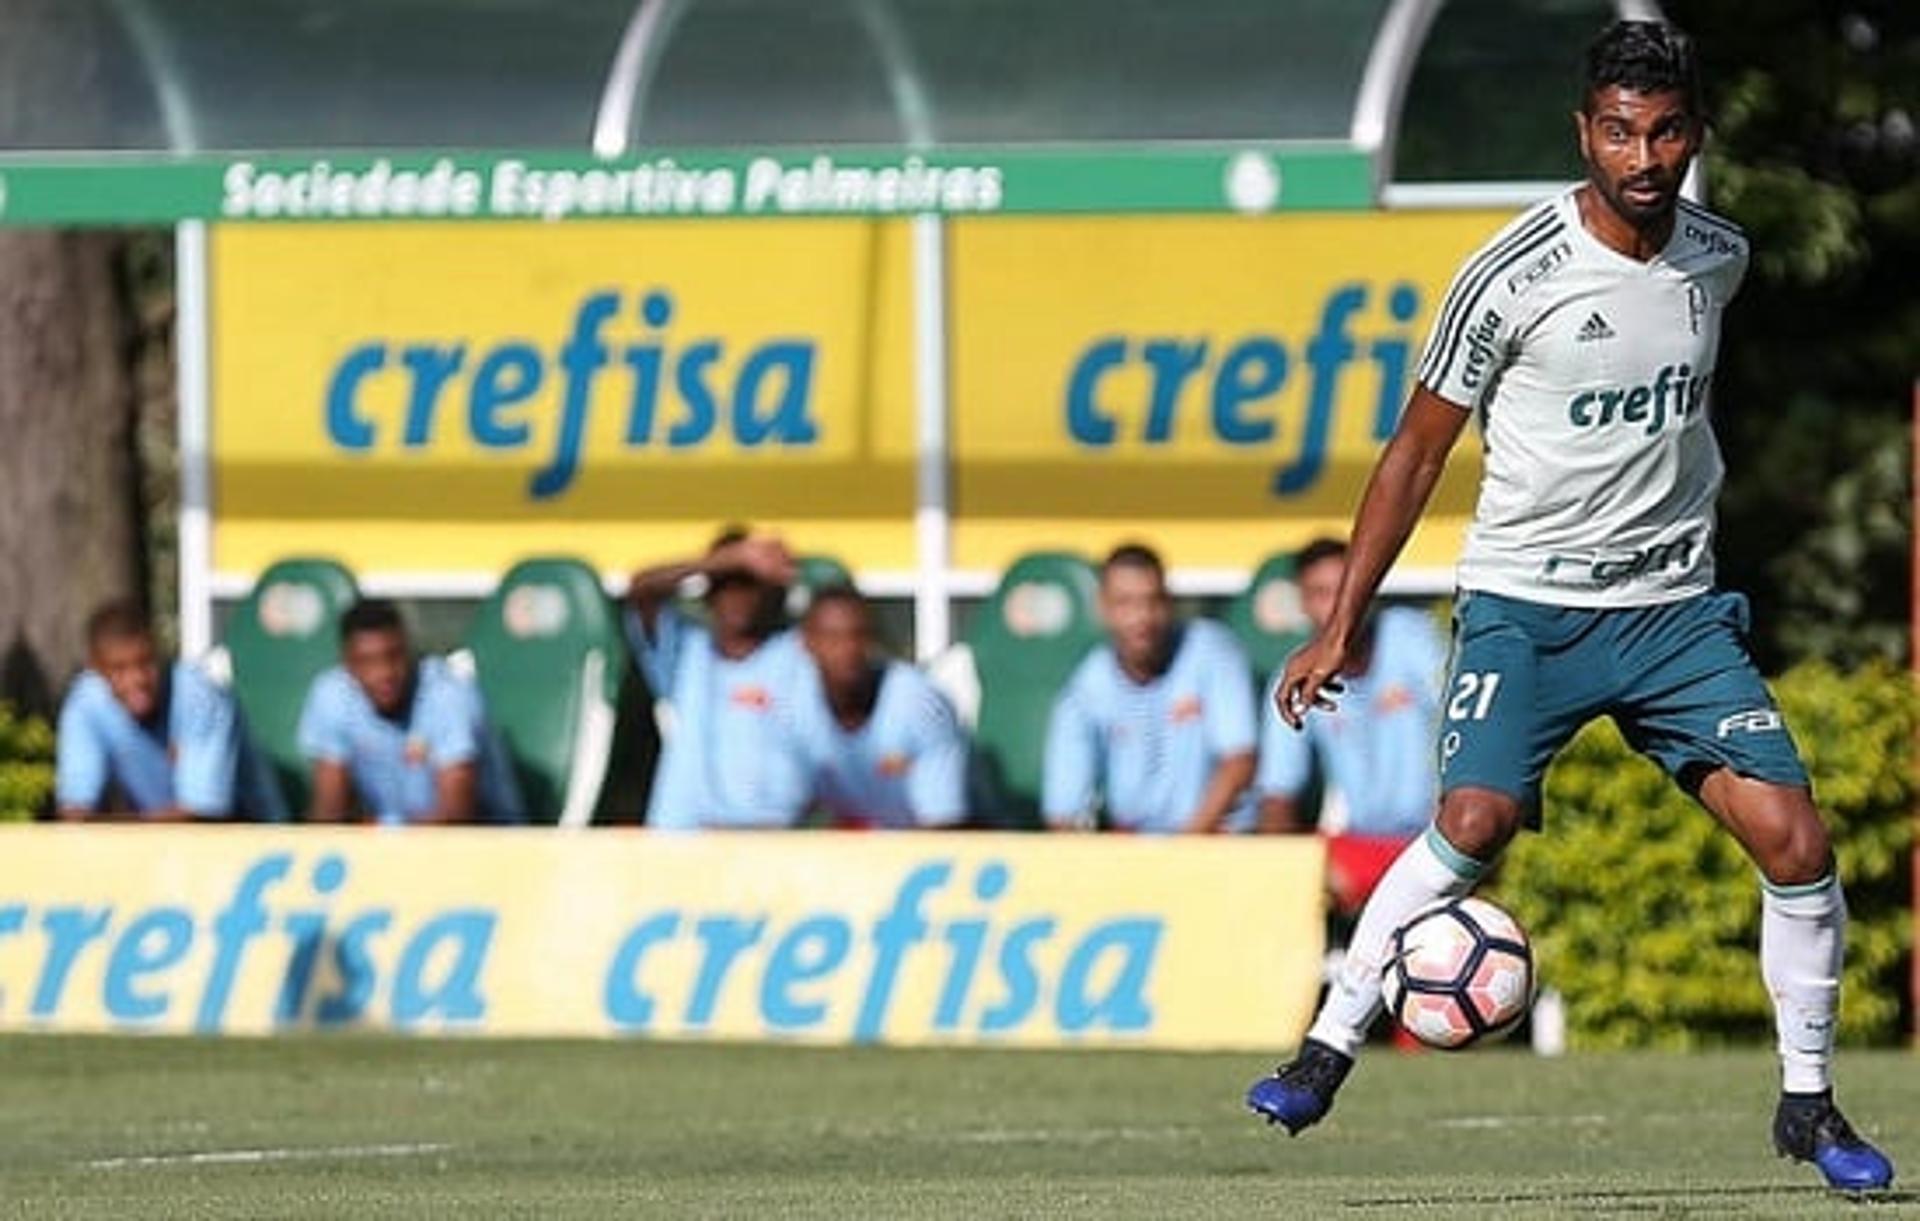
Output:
[
  {"xmin": 1256, "ymin": 794, "xmax": 1308, "ymax": 834},
  {"xmin": 1183, "ymin": 749, "xmax": 1257, "ymax": 834},
  {"xmin": 426, "ymin": 760, "xmax": 480, "ymax": 825},
  {"xmin": 625, "ymin": 534, "xmax": 796, "ymax": 632},
  {"xmin": 1275, "ymin": 386, "xmax": 1470, "ymax": 729},
  {"xmin": 308, "ymin": 759, "xmax": 356, "ymax": 822}
]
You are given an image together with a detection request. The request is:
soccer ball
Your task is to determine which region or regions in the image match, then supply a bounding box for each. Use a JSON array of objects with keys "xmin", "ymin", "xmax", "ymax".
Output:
[{"xmin": 1382, "ymin": 896, "xmax": 1534, "ymax": 1050}]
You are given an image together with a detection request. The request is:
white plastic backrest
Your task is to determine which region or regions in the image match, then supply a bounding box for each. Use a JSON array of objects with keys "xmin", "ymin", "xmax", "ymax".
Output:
[
  {"xmin": 924, "ymin": 642, "xmax": 981, "ymax": 731},
  {"xmin": 559, "ymin": 649, "xmax": 614, "ymax": 830},
  {"xmin": 1318, "ymin": 785, "xmax": 1351, "ymax": 836},
  {"xmin": 199, "ymin": 644, "xmax": 233, "ymax": 687},
  {"xmin": 445, "ymin": 648, "xmax": 478, "ymax": 682}
]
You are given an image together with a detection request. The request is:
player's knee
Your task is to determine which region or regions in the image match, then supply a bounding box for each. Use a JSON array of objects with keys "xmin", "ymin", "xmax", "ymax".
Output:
[
  {"xmin": 1758, "ymin": 813, "xmax": 1832, "ymax": 888},
  {"xmin": 1435, "ymin": 791, "xmax": 1522, "ymax": 861}
]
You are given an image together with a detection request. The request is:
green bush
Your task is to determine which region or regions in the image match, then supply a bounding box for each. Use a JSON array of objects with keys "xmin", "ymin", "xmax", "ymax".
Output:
[
  {"xmin": 1492, "ymin": 662, "xmax": 1914, "ymax": 1048},
  {"xmin": 0, "ymin": 702, "xmax": 54, "ymax": 821}
]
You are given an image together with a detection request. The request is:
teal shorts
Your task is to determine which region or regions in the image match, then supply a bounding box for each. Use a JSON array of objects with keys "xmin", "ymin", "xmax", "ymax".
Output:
[{"xmin": 1437, "ymin": 589, "xmax": 1808, "ymax": 819}]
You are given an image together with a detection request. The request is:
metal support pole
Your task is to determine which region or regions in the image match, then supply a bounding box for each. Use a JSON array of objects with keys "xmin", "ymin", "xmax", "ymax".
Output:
[
  {"xmin": 911, "ymin": 214, "xmax": 951, "ymax": 660},
  {"xmin": 175, "ymin": 220, "xmax": 213, "ymax": 656}
]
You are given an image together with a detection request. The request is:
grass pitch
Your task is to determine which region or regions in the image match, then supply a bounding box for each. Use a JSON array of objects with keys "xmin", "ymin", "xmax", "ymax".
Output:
[{"xmin": 1, "ymin": 1037, "xmax": 1915, "ymax": 1218}]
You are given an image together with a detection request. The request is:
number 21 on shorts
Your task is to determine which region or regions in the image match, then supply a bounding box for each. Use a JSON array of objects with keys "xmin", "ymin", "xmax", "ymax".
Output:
[{"xmin": 1447, "ymin": 671, "xmax": 1503, "ymax": 722}]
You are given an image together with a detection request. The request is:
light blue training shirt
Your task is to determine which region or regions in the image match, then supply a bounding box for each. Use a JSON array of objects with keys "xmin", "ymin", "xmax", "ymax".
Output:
[
  {"xmin": 1043, "ymin": 619, "xmax": 1258, "ymax": 833},
  {"xmin": 56, "ymin": 661, "xmax": 284, "ymax": 819},
  {"xmin": 1257, "ymin": 606, "xmax": 1446, "ymax": 838},
  {"xmin": 790, "ymin": 660, "xmax": 968, "ymax": 829},
  {"xmin": 626, "ymin": 606, "xmax": 814, "ymax": 830},
  {"xmin": 297, "ymin": 655, "xmax": 525, "ymax": 825}
]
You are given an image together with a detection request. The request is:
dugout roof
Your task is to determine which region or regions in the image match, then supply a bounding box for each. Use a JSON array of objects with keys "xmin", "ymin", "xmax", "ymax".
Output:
[{"xmin": 4, "ymin": 0, "xmax": 1632, "ymax": 186}]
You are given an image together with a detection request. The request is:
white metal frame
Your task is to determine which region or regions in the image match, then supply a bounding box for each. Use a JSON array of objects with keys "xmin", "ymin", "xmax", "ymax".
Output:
[
  {"xmin": 1351, "ymin": 0, "xmax": 1448, "ymax": 196},
  {"xmin": 176, "ymin": 221, "xmax": 214, "ymax": 657},
  {"xmin": 591, "ymin": 0, "xmax": 693, "ymax": 159}
]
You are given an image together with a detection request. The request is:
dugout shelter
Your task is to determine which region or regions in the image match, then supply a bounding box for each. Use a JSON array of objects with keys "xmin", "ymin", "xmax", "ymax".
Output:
[{"xmin": 1, "ymin": 0, "xmax": 1660, "ymax": 662}]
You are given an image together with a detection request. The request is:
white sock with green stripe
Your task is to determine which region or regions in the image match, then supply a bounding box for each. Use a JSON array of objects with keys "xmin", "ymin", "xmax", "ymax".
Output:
[
  {"xmin": 1304, "ymin": 825, "xmax": 1489, "ymax": 1058},
  {"xmin": 1761, "ymin": 872, "xmax": 1844, "ymax": 1095}
]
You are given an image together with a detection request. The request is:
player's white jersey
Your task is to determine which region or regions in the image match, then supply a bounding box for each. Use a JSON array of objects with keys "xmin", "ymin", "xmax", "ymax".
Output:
[{"xmin": 1417, "ymin": 185, "xmax": 1747, "ymax": 607}]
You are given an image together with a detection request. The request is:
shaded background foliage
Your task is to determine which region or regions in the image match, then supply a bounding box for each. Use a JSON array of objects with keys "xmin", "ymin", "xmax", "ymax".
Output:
[
  {"xmin": 0, "ymin": 702, "xmax": 54, "ymax": 821},
  {"xmin": 1494, "ymin": 663, "xmax": 1914, "ymax": 1047},
  {"xmin": 1666, "ymin": 0, "xmax": 1918, "ymax": 668}
]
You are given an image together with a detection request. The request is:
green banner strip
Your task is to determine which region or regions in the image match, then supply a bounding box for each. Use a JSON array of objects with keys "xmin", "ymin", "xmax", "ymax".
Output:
[{"xmin": 0, "ymin": 145, "xmax": 1373, "ymax": 226}]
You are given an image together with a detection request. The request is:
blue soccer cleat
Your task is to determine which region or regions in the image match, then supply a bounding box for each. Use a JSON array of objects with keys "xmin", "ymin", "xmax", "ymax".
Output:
[
  {"xmin": 1773, "ymin": 1091, "xmax": 1895, "ymax": 1192},
  {"xmin": 1246, "ymin": 1038, "xmax": 1353, "ymax": 1135}
]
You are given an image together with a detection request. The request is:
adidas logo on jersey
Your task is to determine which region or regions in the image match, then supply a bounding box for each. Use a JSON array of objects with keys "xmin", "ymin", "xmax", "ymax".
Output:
[{"xmin": 1575, "ymin": 312, "xmax": 1616, "ymax": 342}]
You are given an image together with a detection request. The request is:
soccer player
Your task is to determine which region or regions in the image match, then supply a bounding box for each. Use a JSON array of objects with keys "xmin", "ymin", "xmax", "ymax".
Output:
[
  {"xmin": 792, "ymin": 585, "xmax": 967, "ymax": 829},
  {"xmin": 1246, "ymin": 21, "xmax": 1894, "ymax": 1190},
  {"xmin": 1257, "ymin": 538, "xmax": 1447, "ymax": 918},
  {"xmin": 56, "ymin": 599, "xmax": 283, "ymax": 822},
  {"xmin": 624, "ymin": 527, "xmax": 813, "ymax": 830},
  {"xmin": 298, "ymin": 599, "xmax": 524, "ymax": 825},
  {"xmin": 1043, "ymin": 544, "xmax": 1257, "ymax": 833}
]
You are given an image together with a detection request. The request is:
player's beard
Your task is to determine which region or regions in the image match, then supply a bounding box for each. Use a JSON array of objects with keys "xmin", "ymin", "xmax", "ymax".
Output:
[{"xmin": 1591, "ymin": 164, "xmax": 1680, "ymax": 230}]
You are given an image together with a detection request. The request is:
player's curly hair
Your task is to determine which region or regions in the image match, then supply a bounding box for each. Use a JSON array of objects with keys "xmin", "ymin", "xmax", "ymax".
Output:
[
  {"xmin": 85, "ymin": 598, "xmax": 151, "ymax": 649},
  {"xmin": 339, "ymin": 597, "xmax": 406, "ymax": 642},
  {"xmin": 1583, "ymin": 20, "xmax": 1702, "ymax": 117},
  {"xmin": 1101, "ymin": 542, "xmax": 1165, "ymax": 581}
]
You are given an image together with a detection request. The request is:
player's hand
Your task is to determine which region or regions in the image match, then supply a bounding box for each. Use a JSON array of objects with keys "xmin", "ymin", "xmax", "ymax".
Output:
[
  {"xmin": 1274, "ymin": 633, "xmax": 1349, "ymax": 730},
  {"xmin": 715, "ymin": 535, "xmax": 798, "ymax": 585}
]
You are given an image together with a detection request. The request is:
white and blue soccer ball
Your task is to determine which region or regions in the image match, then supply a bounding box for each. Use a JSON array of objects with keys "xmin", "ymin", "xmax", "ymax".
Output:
[{"xmin": 1382, "ymin": 896, "xmax": 1535, "ymax": 1050}]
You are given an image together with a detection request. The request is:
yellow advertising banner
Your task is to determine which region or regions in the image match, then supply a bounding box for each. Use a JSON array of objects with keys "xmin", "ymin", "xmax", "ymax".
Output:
[
  {"xmin": 211, "ymin": 220, "xmax": 919, "ymax": 576},
  {"xmin": 211, "ymin": 211, "xmax": 1514, "ymax": 584},
  {"xmin": 949, "ymin": 212, "xmax": 1509, "ymax": 572},
  {"xmin": 0, "ymin": 828, "xmax": 1323, "ymax": 1048}
]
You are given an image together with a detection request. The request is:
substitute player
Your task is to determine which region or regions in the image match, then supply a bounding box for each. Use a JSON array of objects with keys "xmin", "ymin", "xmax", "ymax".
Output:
[
  {"xmin": 792, "ymin": 585, "xmax": 968, "ymax": 829},
  {"xmin": 1258, "ymin": 538, "xmax": 1448, "ymax": 934},
  {"xmin": 1245, "ymin": 20, "xmax": 1893, "ymax": 1190},
  {"xmin": 299, "ymin": 599, "xmax": 524, "ymax": 825},
  {"xmin": 1044, "ymin": 544, "xmax": 1257, "ymax": 833},
  {"xmin": 624, "ymin": 527, "xmax": 814, "ymax": 830},
  {"xmin": 57, "ymin": 600, "xmax": 284, "ymax": 822}
]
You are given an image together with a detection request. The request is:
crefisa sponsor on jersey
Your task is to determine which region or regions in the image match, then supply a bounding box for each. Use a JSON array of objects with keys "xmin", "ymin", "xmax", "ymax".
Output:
[
  {"xmin": 1566, "ymin": 363, "xmax": 1710, "ymax": 435},
  {"xmin": 1460, "ymin": 307, "xmax": 1503, "ymax": 392},
  {"xmin": 1683, "ymin": 222, "xmax": 1743, "ymax": 257}
]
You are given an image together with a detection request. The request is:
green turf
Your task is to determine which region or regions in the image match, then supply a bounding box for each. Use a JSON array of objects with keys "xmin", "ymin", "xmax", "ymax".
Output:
[{"xmin": 0, "ymin": 1038, "xmax": 1913, "ymax": 1219}]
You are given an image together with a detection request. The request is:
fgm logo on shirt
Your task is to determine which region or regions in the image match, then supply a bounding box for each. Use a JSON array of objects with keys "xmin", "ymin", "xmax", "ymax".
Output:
[
  {"xmin": 1169, "ymin": 696, "xmax": 1204, "ymax": 725},
  {"xmin": 1373, "ymin": 684, "xmax": 1415, "ymax": 715},
  {"xmin": 1542, "ymin": 530, "xmax": 1701, "ymax": 588},
  {"xmin": 730, "ymin": 685, "xmax": 772, "ymax": 712}
]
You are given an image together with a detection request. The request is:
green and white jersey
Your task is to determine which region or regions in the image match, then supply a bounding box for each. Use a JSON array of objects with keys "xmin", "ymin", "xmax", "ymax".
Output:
[{"xmin": 1417, "ymin": 186, "xmax": 1747, "ymax": 607}]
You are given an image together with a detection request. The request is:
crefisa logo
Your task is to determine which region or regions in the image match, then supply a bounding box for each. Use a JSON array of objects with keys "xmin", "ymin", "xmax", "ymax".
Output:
[
  {"xmin": 0, "ymin": 853, "xmax": 493, "ymax": 1031},
  {"xmin": 1, "ymin": 853, "xmax": 1164, "ymax": 1040},
  {"xmin": 324, "ymin": 289, "xmax": 821, "ymax": 500}
]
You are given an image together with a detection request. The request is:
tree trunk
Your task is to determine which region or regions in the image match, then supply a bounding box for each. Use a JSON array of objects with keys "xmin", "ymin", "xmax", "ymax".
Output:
[
  {"xmin": 0, "ymin": 230, "xmax": 142, "ymax": 715},
  {"xmin": 0, "ymin": 0, "xmax": 146, "ymax": 715}
]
